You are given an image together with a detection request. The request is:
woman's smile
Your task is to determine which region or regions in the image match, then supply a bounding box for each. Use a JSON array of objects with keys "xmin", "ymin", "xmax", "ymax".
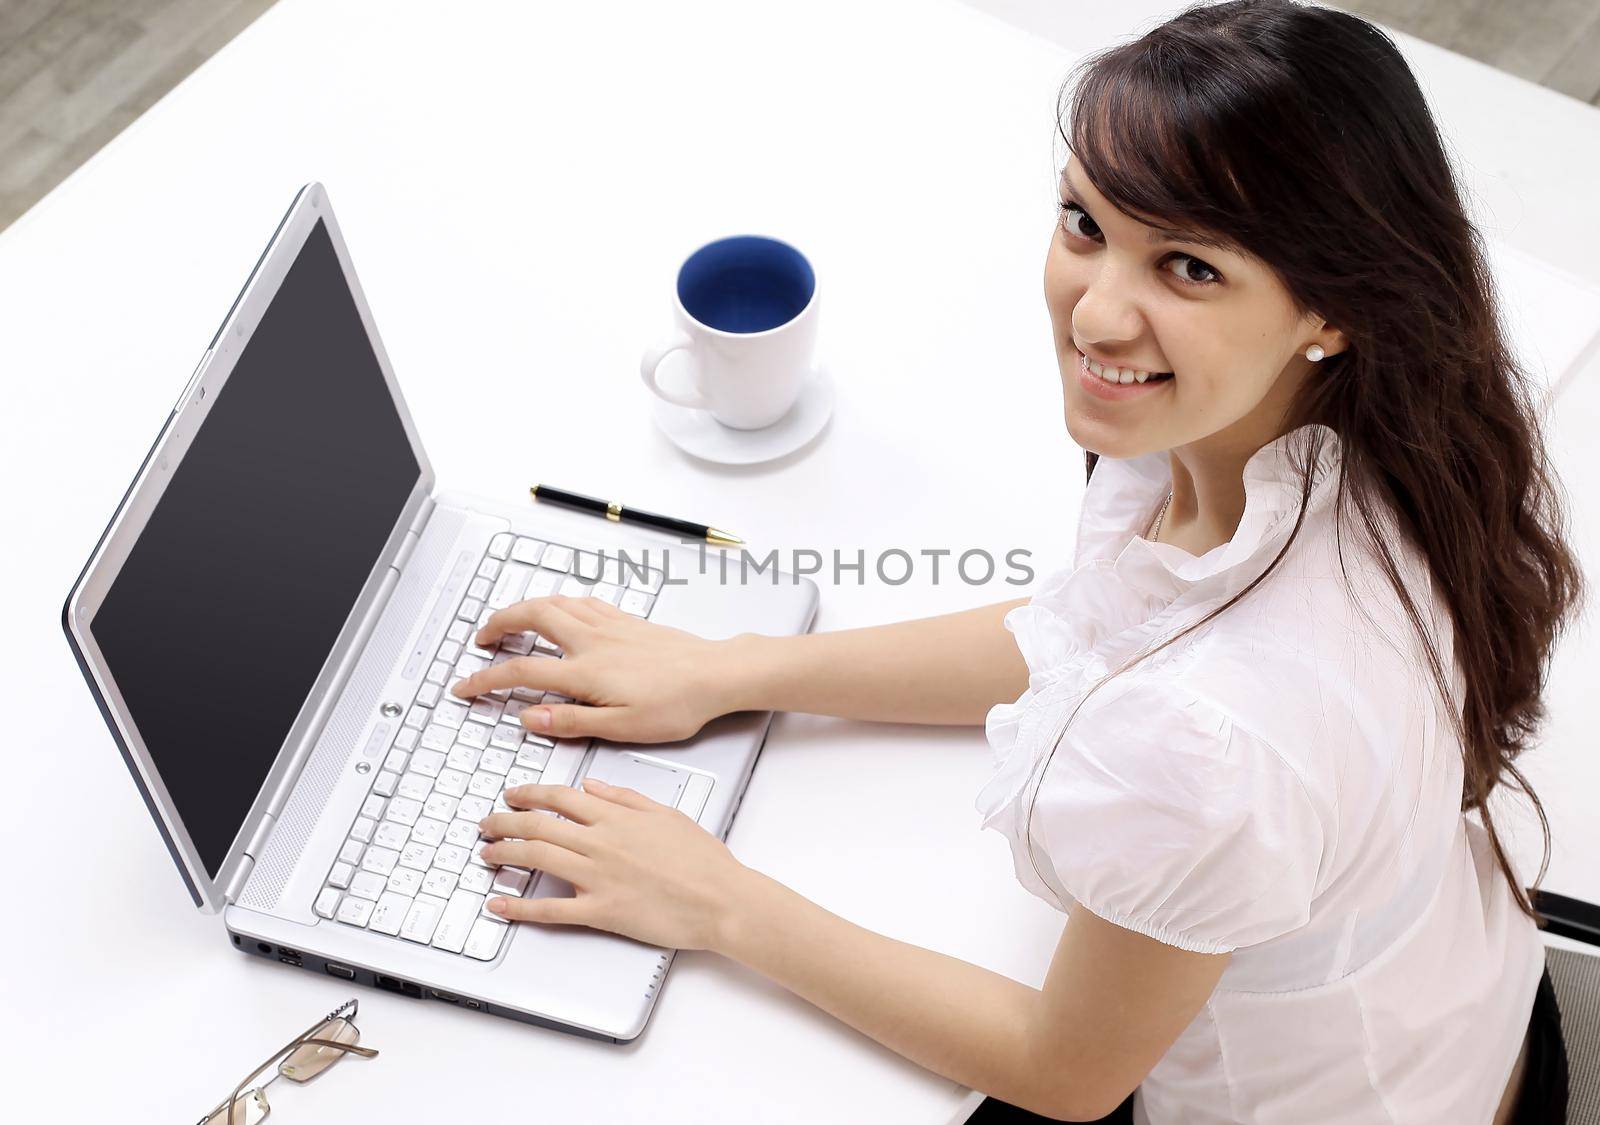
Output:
[{"xmin": 1073, "ymin": 346, "xmax": 1175, "ymax": 402}]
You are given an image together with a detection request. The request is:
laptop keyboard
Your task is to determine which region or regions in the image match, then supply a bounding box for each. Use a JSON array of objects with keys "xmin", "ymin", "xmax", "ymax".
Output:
[{"xmin": 311, "ymin": 531, "xmax": 664, "ymax": 960}]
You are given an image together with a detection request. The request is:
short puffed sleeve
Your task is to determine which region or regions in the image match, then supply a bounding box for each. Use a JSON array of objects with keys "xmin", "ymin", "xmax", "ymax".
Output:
[{"xmin": 1019, "ymin": 680, "xmax": 1325, "ymax": 954}]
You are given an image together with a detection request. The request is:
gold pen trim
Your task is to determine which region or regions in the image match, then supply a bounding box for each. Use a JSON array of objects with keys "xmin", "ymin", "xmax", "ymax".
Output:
[
  {"xmin": 706, "ymin": 527, "xmax": 743, "ymax": 546},
  {"xmin": 606, "ymin": 501, "xmax": 622, "ymax": 522}
]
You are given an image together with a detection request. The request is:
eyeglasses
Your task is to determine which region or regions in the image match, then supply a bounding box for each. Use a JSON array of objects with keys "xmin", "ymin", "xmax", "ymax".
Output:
[{"xmin": 196, "ymin": 998, "xmax": 380, "ymax": 1125}]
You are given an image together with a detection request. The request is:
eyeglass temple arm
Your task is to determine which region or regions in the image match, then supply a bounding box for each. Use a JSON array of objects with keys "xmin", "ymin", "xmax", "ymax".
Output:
[{"xmin": 203, "ymin": 1035, "xmax": 380, "ymax": 1122}]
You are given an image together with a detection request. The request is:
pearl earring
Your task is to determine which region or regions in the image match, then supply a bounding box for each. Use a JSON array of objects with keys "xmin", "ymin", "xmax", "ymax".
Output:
[{"xmin": 1305, "ymin": 343, "xmax": 1325, "ymax": 362}]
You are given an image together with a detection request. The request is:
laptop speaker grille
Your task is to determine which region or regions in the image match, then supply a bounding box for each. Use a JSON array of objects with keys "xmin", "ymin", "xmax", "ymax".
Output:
[{"xmin": 238, "ymin": 507, "xmax": 466, "ymax": 911}]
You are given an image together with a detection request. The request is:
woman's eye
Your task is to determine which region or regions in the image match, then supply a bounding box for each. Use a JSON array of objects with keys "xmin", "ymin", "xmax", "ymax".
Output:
[
  {"xmin": 1057, "ymin": 201, "xmax": 1101, "ymax": 241},
  {"xmin": 1058, "ymin": 201, "xmax": 1223, "ymax": 288},
  {"xmin": 1164, "ymin": 254, "xmax": 1221, "ymax": 286}
]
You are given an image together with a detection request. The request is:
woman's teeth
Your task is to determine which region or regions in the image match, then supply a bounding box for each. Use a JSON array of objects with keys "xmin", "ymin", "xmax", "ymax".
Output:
[{"xmin": 1083, "ymin": 355, "xmax": 1171, "ymax": 385}]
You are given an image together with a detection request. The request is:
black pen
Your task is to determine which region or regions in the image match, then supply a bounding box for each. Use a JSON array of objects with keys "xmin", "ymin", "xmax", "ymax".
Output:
[{"xmin": 529, "ymin": 483, "xmax": 743, "ymax": 546}]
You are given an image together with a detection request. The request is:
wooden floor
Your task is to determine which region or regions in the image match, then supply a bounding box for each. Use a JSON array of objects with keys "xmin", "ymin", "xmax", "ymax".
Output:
[{"xmin": 0, "ymin": 0, "xmax": 1597, "ymax": 234}]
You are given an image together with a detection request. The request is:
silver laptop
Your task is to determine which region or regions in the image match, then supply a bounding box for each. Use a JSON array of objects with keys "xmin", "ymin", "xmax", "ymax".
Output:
[{"xmin": 61, "ymin": 183, "xmax": 818, "ymax": 1042}]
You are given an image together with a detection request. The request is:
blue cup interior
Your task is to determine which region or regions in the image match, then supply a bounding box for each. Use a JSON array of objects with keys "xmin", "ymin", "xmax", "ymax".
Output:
[{"xmin": 677, "ymin": 236, "xmax": 815, "ymax": 335}]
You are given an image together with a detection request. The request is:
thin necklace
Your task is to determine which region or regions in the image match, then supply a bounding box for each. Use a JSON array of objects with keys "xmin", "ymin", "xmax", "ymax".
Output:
[{"xmin": 1149, "ymin": 489, "xmax": 1173, "ymax": 541}]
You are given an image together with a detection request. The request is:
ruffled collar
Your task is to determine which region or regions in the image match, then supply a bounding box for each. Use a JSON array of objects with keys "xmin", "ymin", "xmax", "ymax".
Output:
[
  {"xmin": 976, "ymin": 422, "xmax": 1346, "ymax": 828},
  {"xmin": 1070, "ymin": 421, "xmax": 1344, "ymax": 600}
]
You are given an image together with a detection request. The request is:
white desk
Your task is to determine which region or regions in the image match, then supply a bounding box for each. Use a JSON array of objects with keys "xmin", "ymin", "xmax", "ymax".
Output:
[{"xmin": 3, "ymin": 2, "xmax": 1599, "ymax": 1122}]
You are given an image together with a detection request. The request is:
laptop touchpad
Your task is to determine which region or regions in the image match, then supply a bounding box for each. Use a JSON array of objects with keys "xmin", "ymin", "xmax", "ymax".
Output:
[{"xmin": 583, "ymin": 752, "xmax": 689, "ymax": 809}]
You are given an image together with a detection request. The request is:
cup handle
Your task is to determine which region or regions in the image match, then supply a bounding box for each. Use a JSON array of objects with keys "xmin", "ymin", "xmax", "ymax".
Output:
[{"xmin": 640, "ymin": 333, "xmax": 709, "ymax": 410}]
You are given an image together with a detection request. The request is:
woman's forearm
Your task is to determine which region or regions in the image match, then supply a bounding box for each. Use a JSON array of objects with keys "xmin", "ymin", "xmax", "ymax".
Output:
[
  {"xmin": 710, "ymin": 867, "xmax": 1086, "ymax": 1119},
  {"xmin": 715, "ymin": 597, "xmax": 1031, "ymax": 724}
]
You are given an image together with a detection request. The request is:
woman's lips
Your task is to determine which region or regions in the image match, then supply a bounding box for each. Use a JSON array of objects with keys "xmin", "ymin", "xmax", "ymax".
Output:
[{"xmin": 1074, "ymin": 348, "xmax": 1173, "ymax": 402}]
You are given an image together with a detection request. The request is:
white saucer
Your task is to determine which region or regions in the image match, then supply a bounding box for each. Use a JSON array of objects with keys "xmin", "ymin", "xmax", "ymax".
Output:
[{"xmin": 650, "ymin": 364, "xmax": 835, "ymax": 466}]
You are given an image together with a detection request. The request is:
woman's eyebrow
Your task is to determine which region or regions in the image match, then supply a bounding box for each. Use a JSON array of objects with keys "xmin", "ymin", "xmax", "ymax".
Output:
[{"xmin": 1058, "ymin": 165, "xmax": 1234, "ymax": 254}]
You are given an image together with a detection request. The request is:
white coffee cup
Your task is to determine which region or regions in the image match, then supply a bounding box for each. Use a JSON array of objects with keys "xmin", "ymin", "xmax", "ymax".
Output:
[{"xmin": 641, "ymin": 234, "xmax": 819, "ymax": 430}]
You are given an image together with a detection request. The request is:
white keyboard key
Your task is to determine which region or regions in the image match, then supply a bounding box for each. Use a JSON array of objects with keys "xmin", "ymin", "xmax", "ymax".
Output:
[
  {"xmin": 511, "ymin": 685, "xmax": 544, "ymax": 703},
  {"xmin": 383, "ymin": 749, "xmax": 409, "ymax": 774},
  {"xmin": 437, "ymin": 639, "xmax": 463, "ymax": 664},
  {"xmin": 500, "ymin": 631, "xmax": 535, "ymax": 656},
  {"xmin": 420, "ymin": 724, "xmax": 455, "ymax": 753},
  {"xmin": 472, "ymin": 840, "xmax": 498, "ymax": 869},
  {"xmin": 404, "ymin": 706, "xmax": 430, "ymax": 730},
  {"xmin": 630, "ymin": 567, "xmax": 665, "ymax": 594},
  {"xmin": 432, "ymin": 888, "xmax": 487, "ymax": 953},
  {"xmin": 447, "ymin": 818, "xmax": 482, "ymax": 847},
  {"xmin": 314, "ymin": 887, "xmax": 342, "ymax": 919},
  {"xmin": 383, "ymin": 797, "xmax": 423, "ymax": 827},
  {"xmin": 479, "ymin": 747, "xmax": 515, "ymax": 774},
  {"xmin": 470, "ymin": 698, "xmax": 505, "ymax": 725},
  {"xmin": 492, "ymin": 794, "xmax": 511, "ymax": 814},
  {"xmin": 338, "ymin": 838, "xmax": 365, "ymax": 866},
  {"xmin": 434, "ymin": 767, "xmax": 471, "ymax": 798},
  {"xmin": 458, "ymin": 864, "xmax": 496, "ymax": 894},
  {"xmin": 409, "ymin": 748, "xmax": 446, "ymax": 778},
  {"xmin": 328, "ymin": 861, "xmax": 354, "ymax": 889},
  {"xmin": 386, "ymin": 866, "xmax": 422, "ymax": 897},
  {"xmin": 488, "ymin": 533, "xmax": 512, "ymax": 560},
  {"xmin": 457, "ymin": 794, "xmax": 493, "ymax": 822},
  {"xmin": 489, "ymin": 562, "xmax": 534, "ymax": 610},
  {"xmin": 395, "ymin": 727, "xmax": 419, "ymax": 751},
  {"xmin": 361, "ymin": 794, "xmax": 388, "ymax": 820},
  {"xmin": 467, "ymin": 576, "xmax": 492, "ymax": 602},
  {"xmin": 446, "ymin": 743, "xmax": 482, "ymax": 773},
  {"xmin": 336, "ymin": 896, "xmax": 374, "ymax": 927},
  {"xmin": 350, "ymin": 816, "xmax": 376, "ymax": 844},
  {"xmin": 598, "ymin": 556, "xmax": 625, "ymax": 585},
  {"xmin": 505, "ymin": 766, "xmax": 539, "ymax": 790},
  {"xmin": 534, "ymin": 634, "xmax": 562, "ymax": 656},
  {"xmin": 490, "ymin": 722, "xmax": 523, "ymax": 750},
  {"xmin": 368, "ymin": 891, "xmax": 410, "ymax": 935},
  {"xmin": 525, "ymin": 569, "xmax": 563, "ymax": 599},
  {"xmin": 593, "ymin": 581, "xmax": 622, "ymax": 605},
  {"xmin": 396, "ymin": 772, "xmax": 433, "ymax": 801},
  {"xmin": 510, "ymin": 537, "xmax": 545, "ymax": 565},
  {"xmin": 560, "ymin": 574, "xmax": 593, "ymax": 598},
  {"xmin": 372, "ymin": 770, "xmax": 400, "ymax": 798},
  {"xmin": 417, "ymin": 682, "xmax": 442, "ymax": 708},
  {"xmin": 464, "ymin": 916, "xmax": 510, "ymax": 960},
  {"xmin": 457, "ymin": 722, "xmax": 493, "ymax": 750},
  {"xmin": 433, "ymin": 843, "xmax": 470, "ymax": 874},
  {"xmin": 422, "ymin": 868, "xmax": 459, "ymax": 898},
  {"xmin": 618, "ymin": 589, "xmax": 654, "ymax": 617},
  {"xmin": 457, "ymin": 597, "xmax": 483, "ymax": 621},
  {"xmin": 455, "ymin": 653, "xmax": 489, "ymax": 679},
  {"xmin": 410, "ymin": 816, "xmax": 447, "ymax": 847},
  {"xmin": 348, "ymin": 871, "xmax": 387, "ymax": 900},
  {"xmin": 401, "ymin": 894, "xmax": 448, "ymax": 944},
  {"xmin": 540, "ymin": 544, "xmax": 574, "ymax": 573},
  {"xmin": 477, "ymin": 557, "xmax": 502, "ymax": 581},
  {"xmin": 434, "ymin": 699, "xmax": 469, "ymax": 729},
  {"xmin": 447, "ymin": 619, "xmax": 471, "ymax": 643},
  {"xmin": 373, "ymin": 821, "xmax": 410, "ymax": 850},
  {"xmin": 468, "ymin": 770, "xmax": 502, "ymax": 799},
  {"xmin": 516, "ymin": 741, "xmax": 553, "ymax": 769},
  {"xmin": 360, "ymin": 846, "xmax": 400, "ymax": 876},
  {"xmin": 399, "ymin": 841, "xmax": 438, "ymax": 872},
  {"xmin": 467, "ymin": 636, "xmax": 495, "ymax": 660},
  {"xmin": 491, "ymin": 867, "xmax": 531, "ymax": 897},
  {"xmin": 425, "ymin": 659, "xmax": 450, "ymax": 686},
  {"xmin": 574, "ymin": 550, "xmax": 603, "ymax": 581}
]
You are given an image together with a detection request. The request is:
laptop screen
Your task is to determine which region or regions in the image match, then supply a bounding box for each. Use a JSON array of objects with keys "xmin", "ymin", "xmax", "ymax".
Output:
[{"xmin": 92, "ymin": 219, "xmax": 421, "ymax": 879}]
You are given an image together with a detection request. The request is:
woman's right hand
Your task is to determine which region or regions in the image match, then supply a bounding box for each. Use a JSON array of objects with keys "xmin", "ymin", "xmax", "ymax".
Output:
[{"xmin": 447, "ymin": 594, "xmax": 749, "ymax": 744}]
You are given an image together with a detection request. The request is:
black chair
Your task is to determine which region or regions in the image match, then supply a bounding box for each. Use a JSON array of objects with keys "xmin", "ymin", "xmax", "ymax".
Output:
[{"xmin": 1533, "ymin": 888, "xmax": 1600, "ymax": 1123}]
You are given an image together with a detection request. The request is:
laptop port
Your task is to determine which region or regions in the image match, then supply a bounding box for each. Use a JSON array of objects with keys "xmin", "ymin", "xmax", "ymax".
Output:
[
  {"xmin": 376, "ymin": 974, "xmax": 423, "ymax": 999},
  {"xmin": 326, "ymin": 963, "xmax": 356, "ymax": 980},
  {"xmin": 256, "ymin": 942, "xmax": 272, "ymax": 954},
  {"xmin": 426, "ymin": 988, "xmax": 459, "ymax": 1003},
  {"xmin": 462, "ymin": 998, "xmax": 485, "ymax": 1011},
  {"xmin": 275, "ymin": 946, "xmax": 302, "ymax": 959},
  {"xmin": 278, "ymin": 955, "xmax": 303, "ymax": 966}
]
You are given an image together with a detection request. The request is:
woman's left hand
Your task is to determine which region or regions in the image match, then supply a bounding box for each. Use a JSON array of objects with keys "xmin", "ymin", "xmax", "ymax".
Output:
[{"xmin": 477, "ymin": 778, "xmax": 751, "ymax": 952}]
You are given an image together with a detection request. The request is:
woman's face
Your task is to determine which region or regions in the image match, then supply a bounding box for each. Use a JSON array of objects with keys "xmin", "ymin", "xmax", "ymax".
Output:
[{"xmin": 1044, "ymin": 157, "xmax": 1341, "ymax": 461}]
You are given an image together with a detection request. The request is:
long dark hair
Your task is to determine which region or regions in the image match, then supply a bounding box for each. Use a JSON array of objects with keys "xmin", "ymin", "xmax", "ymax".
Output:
[{"xmin": 1026, "ymin": 0, "xmax": 1583, "ymax": 924}]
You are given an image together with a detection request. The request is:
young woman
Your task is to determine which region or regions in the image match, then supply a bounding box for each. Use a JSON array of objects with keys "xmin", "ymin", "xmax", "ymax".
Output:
[{"xmin": 451, "ymin": 2, "xmax": 1582, "ymax": 1120}]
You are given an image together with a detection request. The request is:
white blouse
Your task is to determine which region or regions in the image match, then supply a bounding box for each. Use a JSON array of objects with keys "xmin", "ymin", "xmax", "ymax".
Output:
[{"xmin": 979, "ymin": 422, "xmax": 1544, "ymax": 1124}]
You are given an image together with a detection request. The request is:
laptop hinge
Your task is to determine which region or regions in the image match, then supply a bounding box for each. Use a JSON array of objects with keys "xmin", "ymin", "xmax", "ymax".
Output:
[
  {"xmin": 392, "ymin": 494, "xmax": 436, "ymax": 574},
  {"xmin": 224, "ymin": 812, "xmax": 273, "ymax": 903}
]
